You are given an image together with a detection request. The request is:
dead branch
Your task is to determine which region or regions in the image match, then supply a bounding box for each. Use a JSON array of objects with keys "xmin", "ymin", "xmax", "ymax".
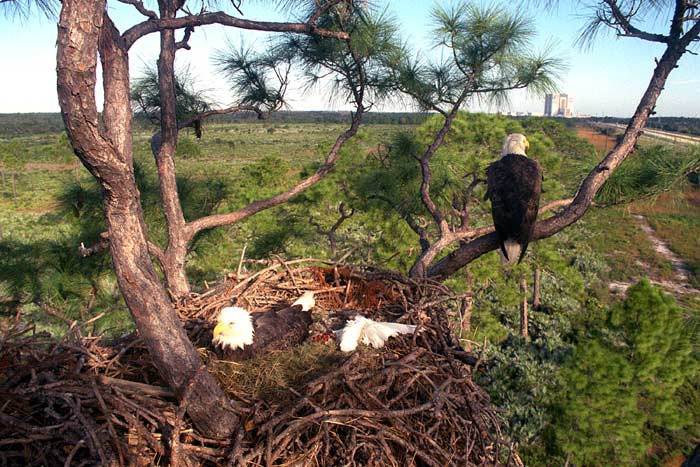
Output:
[
  {"xmin": 116, "ymin": 0, "xmax": 157, "ymax": 19},
  {"xmin": 309, "ymin": 202, "xmax": 356, "ymax": 258},
  {"xmin": 78, "ymin": 231, "xmax": 166, "ymax": 268}
]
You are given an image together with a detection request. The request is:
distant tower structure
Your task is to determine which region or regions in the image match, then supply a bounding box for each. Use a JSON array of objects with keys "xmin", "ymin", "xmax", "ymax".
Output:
[{"xmin": 544, "ymin": 93, "xmax": 575, "ymax": 117}]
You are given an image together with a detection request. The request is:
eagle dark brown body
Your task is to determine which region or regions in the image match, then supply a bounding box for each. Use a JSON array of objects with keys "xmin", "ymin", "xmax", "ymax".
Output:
[
  {"xmin": 219, "ymin": 305, "xmax": 312, "ymax": 361},
  {"xmin": 486, "ymin": 153, "xmax": 543, "ymax": 264}
]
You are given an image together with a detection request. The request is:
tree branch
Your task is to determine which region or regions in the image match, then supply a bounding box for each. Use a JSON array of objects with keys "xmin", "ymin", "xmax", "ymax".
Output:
[
  {"xmin": 602, "ymin": 0, "xmax": 670, "ymax": 43},
  {"xmin": 309, "ymin": 202, "xmax": 355, "ymax": 258},
  {"xmin": 454, "ymin": 173, "xmax": 485, "ymax": 231},
  {"xmin": 185, "ymin": 106, "xmax": 365, "ymax": 240},
  {"xmin": 78, "ymin": 231, "xmax": 166, "ymax": 268},
  {"xmin": 417, "ymin": 88, "xmax": 470, "ymax": 238},
  {"xmin": 369, "ymin": 194, "xmax": 431, "ymax": 252},
  {"xmin": 180, "ymin": 105, "xmax": 268, "ymax": 128},
  {"xmin": 123, "ymin": 12, "xmax": 349, "ymax": 49},
  {"xmin": 116, "ymin": 0, "xmax": 158, "ymax": 19},
  {"xmin": 175, "ymin": 25, "xmax": 194, "ymax": 50}
]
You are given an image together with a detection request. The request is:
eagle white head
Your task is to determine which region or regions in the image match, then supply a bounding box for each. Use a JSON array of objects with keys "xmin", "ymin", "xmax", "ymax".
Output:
[
  {"xmin": 501, "ymin": 133, "xmax": 529, "ymax": 157},
  {"xmin": 213, "ymin": 306, "xmax": 254, "ymax": 351}
]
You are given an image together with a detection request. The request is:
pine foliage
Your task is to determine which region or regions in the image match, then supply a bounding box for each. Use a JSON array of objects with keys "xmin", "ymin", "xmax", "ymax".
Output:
[{"xmin": 553, "ymin": 280, "xmax": 698, "ymax": 466}]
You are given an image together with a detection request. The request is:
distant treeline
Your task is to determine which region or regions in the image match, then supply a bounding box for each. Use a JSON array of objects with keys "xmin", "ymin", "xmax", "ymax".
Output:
[
  {"xmin": 589, "ymin": 116, "xmax": 700, "ymax": 136},
  {"xmin": 0, "ymin": 111, "xmax": 432, "ymax": 137},
  {"xmin": 207, "ymin": 111, "xmax": 432, "ymax": 125},
  {"xmin": 0, "ymin": 113, "xmax": 67, "ymax": 137},
  {"xmin": 6, "ymin": 112, "xmax": 698, "ymax": 138}
]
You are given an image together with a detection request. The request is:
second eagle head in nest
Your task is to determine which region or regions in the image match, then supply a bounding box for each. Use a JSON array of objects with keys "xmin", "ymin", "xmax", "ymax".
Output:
[{"xmin": 212, "ymin": 291, "xmax": 315, "ymax": 361}]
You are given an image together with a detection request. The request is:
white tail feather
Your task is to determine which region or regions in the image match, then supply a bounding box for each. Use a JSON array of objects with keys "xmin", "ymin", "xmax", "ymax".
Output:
[
  {"xmin": 501, "ymin": 239, "xmax": 521, "ymax": 265},
  {"xmin": 292, "ymin": 291, "xmax": 315, "ymax": 311},
  {"xmin": 335, "ymin": 316, "xmax": 417, "ymax": 352}
]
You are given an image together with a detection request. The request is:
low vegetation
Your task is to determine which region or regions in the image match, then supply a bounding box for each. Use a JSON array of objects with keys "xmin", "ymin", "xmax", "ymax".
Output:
[{"xmin": 2, "ymin": 113, "xmax": 699, "ymax": 465}]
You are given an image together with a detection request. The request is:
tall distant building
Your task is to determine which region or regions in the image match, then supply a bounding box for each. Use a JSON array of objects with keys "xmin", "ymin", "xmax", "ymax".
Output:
[{"xmin": 544, "ymin": 93, "xmax": 575, "ymax": 117}]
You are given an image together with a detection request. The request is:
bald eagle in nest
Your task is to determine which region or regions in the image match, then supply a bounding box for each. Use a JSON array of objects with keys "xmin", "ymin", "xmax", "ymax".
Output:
[
  {"xmin": 212, "ymin": 292, "xmax": 314, "ymax": 361},
  {"xmin": 486, "ymin": 133, "xmax": 543, "ymax": 265}
]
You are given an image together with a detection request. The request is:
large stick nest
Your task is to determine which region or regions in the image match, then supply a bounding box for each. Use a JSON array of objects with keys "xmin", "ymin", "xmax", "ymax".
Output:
[{"xmin": 0, "ymin": 262, "xmax": 520, "ymax": 466}]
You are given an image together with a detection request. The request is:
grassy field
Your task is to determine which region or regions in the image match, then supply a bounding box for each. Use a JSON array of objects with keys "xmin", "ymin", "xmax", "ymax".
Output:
[{"xmin": 2, "ymin": 118, "xmax": 698, "ymax": 325}]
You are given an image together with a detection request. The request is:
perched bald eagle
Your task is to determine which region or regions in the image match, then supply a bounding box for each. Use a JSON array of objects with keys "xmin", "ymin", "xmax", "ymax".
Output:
[
  {"xmin": 212, "ymin": 292, "xmax": 315, "ymax": 361},
  {"xmin": 334, "ymin": 315, "xmax": 417, "ymax": 352},
  {"xmin": 486, "ymin": 133, "xmax": 543, "ymax": 265}
]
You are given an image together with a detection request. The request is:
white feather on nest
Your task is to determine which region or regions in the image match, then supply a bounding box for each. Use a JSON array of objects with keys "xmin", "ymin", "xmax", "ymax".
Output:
[{"xmin": 335, "ymin": 315, "xmax": 417, "ymax": 352}]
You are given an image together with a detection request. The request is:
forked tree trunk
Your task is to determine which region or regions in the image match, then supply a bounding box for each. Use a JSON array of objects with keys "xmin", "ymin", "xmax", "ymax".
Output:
[{"xmin": 57, "ymin": 0, "xmax": 237, "ymax": 437}]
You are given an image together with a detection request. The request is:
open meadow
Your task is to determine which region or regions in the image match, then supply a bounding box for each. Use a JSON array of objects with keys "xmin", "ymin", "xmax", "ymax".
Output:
[{"xmin": 1, "ymin": 113, "xmax": 700, "ymax": 465}]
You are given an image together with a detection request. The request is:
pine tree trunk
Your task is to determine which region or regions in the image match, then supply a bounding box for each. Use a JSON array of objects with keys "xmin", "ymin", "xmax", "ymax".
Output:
[{"xmin": 57, "ymin": 0, "xmax": 238, "ymax": 437}]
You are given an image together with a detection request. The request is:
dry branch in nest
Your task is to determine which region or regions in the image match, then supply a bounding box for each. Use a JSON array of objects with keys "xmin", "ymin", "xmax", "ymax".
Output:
[{"xmin": 0, "ymin": 261, "xmax": 521, "ymax": 466}]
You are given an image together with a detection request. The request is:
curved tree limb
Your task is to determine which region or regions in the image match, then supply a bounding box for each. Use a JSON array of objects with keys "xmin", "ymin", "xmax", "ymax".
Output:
[
  {"xmin": 602, "ymin": 0, "xmax": 670, "ymax": 43},
  {"xmin": 116, "ymin": 0, "xmax": 157, "ymax": 19},
  {"xmin": 183, "ymin": 23, "xmax": 369, "ymax": 243},
  {"xmin": 123, "ymin": 12, "xmax": 350, "ymax": 49},
  {"xmin": 417, "ymin": 89, "xmax": 469, "ymax": 239},
  {"xmin": 184, "ymin": 105, "xmax": 366, "ymax": 240}
]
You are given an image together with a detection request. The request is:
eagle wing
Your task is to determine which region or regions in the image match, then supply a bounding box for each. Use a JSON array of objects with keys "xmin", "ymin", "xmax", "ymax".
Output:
[
  {"xmin": 253, "ymin": 305, "xmax": 312, "ymax": 352},
  {"xmin": 486, "ymin": 154, "xmax": 543, "ymax": 263}
]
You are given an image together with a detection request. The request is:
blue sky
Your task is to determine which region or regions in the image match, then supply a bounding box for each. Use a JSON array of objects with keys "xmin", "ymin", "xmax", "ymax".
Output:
[{"xmin": 0, "ymin": 0, "xmax": 698, "ymax": 117}]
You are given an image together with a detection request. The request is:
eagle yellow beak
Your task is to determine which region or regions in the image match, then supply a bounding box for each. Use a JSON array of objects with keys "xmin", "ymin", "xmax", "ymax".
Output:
[
  {"xmin": 524, "ymin": 138, "xmax": 530, "ymax": 151},
  {"xmin": 213, "ymin": 322, "xmax": 229, "ymax": 339}
]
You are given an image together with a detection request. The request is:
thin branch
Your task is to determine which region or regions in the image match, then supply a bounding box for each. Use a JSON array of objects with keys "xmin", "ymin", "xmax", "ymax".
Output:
[
  {"xmin": 185, "ymin": 106, "xmax": 366, "ymax": 240},
  {"xmin": 309, "ymin": 202, "xmax": 355, "ymax": 258},
  {"xmin": 417, "ymin": 88, "xmax": 470, "ymax": 237},
  {"xmin": 369, "ymin": 194, "xmax": 431, "ymax": 252},
  {"xmin": 178, "ymin": 104, "xmax": 268, "ymax": 128},
  {"xmin": 123, "ymin": 12, "xmax": 349, "ymax": 49},
  {"xmin": 454, "ymin": 173, "xmax": 485, "ymax": 231},
  {"xmin": 602, "ymin": 0, "xmax": 670, "ymax": 43},
  {"xmin": 78, "ymin": 231, "xmax": 166, "ymax": 268},
  {"xmin": 116, "ymin": 0, "xmax": 158, "ymax": 19},
  {"xmin": 175, "ymin": 25, "xmax": 194, "ymax": 50}
]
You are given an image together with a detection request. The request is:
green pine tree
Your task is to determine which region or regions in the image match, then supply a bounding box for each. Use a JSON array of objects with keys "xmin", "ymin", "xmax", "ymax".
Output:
[{"xmin": 553, "ymin": 280, "xmax": 697, "ymax": 466}]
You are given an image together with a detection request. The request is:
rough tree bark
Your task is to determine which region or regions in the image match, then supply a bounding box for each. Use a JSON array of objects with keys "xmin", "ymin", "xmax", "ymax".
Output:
[
  {"xmin": 153, "ymin": 1, "xmax": 192, "ymax": 298},
  {"xmin": 57, "ymin": 0, "xmax": 238, "ymax": 437}
]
